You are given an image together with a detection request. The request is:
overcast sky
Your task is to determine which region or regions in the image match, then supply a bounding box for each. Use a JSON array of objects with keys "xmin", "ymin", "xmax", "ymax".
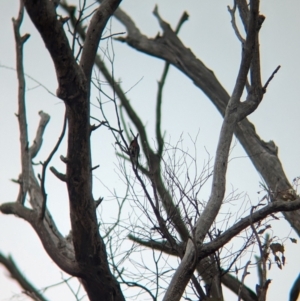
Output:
[{"xmin": 0, "ymin": 1, "xmax": 300, "ymax": 300}]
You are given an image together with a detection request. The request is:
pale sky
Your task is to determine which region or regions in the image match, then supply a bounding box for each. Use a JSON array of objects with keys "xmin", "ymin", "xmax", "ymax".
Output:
[{"xmin": 0, "ymin": 1, "xmax": 299, "ymax": 300}]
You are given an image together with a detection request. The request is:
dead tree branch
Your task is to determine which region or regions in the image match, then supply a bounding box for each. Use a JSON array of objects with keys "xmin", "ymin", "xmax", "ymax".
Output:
[
  {"xmin": 0, "ymin": 253, "xmax": 49, "ymax": 301},
  {"xmin": 112, "ymin": 2, "xmax": 300, "ymax": 235}
]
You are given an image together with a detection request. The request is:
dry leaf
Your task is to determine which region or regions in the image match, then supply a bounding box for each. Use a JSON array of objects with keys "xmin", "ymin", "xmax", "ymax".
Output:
[{"xmin": 270, "ymin": 243, "xmax": 284, "ymax": 254}]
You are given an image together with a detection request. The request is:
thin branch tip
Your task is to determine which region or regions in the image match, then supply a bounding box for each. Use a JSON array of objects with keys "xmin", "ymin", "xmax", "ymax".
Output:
[
  {"xmin": 60, "ymin": 155, "xmax": 69, "ymax": 163},
  {"xmin": 50, "ymin": 167, "xmax": 67, "ymax": 182},
  {"xmin": 21, "ymin": 33, "xmax": 30, "ymax": 44},
  {"xmin": 91, "ymin": 165, "xmax": 100, "ymax": 171},
  {"xmin": 95, "ymin": 197, "xmax": 104, "ymax": 208},
  {"xmin": 263, "ymin": 65, "xmax": 281, "ymax": 93}
]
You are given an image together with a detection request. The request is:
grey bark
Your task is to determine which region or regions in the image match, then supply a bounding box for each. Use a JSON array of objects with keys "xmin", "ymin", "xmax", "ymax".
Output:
[
  {"xmin": 113, "ymin": 1, "xmax": 300, "ymax": 236},
  {"xmin": 0, "ymin": 1, "xmax": 125, "ymax": 300}
]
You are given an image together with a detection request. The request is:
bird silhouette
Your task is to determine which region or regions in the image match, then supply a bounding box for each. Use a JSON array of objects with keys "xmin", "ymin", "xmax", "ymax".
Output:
[{"xmin": 129, "ymin": 134, "xmax": 140, "ymax": 167}]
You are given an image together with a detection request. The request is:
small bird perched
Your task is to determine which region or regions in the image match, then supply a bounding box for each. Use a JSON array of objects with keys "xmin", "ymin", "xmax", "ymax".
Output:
[{"xmin": 129, "ymin": 133, "xmax": 140, "ymax": 168}]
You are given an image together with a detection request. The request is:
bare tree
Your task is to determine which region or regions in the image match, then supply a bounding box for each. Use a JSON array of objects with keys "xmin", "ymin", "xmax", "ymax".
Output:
[{"xmin": 1, "ymin": 1, "xmax": 300, "ymax": 301}]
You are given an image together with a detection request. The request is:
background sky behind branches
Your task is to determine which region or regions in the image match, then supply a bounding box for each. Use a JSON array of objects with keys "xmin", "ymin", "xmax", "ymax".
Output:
[{"xmin": 0, "ymin": 1, "xmax": 299, "ymax": 300}]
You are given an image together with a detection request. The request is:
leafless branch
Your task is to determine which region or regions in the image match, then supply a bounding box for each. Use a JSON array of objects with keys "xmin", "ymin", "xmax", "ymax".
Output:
[
  {"xmin": 64, "ymin": 0, "xmax": 190, "ymax": 241},
  {"xmin": 289, "ymin": 274, "xmax": 300, "ymax": 301},
  {"xmin": 200, "ymin": 198, "xmax": 300, "ymax": 258},
  {"xmin": 263, "ymin": 65, "xmax": 281, "ymax": 93},
  {"xmin": 40, "ymin": 111, "xmax": 67, "ymax": 220},
  {"xmin": 162, "ymin": 1, "xmax": 270, "ymax": 299},
  {"xmin": 154, "ymin": 8, "xmax": 189, "ymax": 157},
  {"xmin": 0, "ymin": 202, "xmax": 80, "ymax": 275},
  {"xmin": 0, "ymin": 253, "xmax": 49, "ymax": 301},
  {"xmin": 13, "ymin": 0, "xmax": 30, "ymax": 204},
  {"xmin": 238, "ymin": 260, "xmax": 251, "ymax": 301},
  {"xmin": 227, "ymin": 2, "xmax": 245, "ymax": 43},
  {"xmin": 111, "ymin": 0, "xmax": 300, "ymax": 235},
  {"xmin": 49, "ymin": 167, "xmax": 67, "ymax": 182},
  {"xmin": 250, "ymin": 206, "xmax": 269, "ymax": 301},
  {"xmin": 29, "ymin": 111, "xmax": 50, "ymax": 159},
  {"xmin": 80, "ymin": 0, "xmax": 121, "ymax": 81}
]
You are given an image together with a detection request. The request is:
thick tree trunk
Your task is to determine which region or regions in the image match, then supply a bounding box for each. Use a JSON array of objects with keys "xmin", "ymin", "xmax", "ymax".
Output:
[{"xmin": 22, "ymin": 1, "xmax": 125, "ymax": 300}]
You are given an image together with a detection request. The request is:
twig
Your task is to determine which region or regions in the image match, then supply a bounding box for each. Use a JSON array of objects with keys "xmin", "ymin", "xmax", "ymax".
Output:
[
  {"xmin": 72, "ymin": 0, "xmax": 86, "ymax": 55},
  {"xmin": 134, "ymin": 167, "xmax": 179, "ymax": 253},
  {"xmin": 227, "ymin": 2, "xmax": 245, "ymax": 43},
  {"xmin": 102, "ymin": 187, "xmax": 128, "ymax": 239},
  {"xmin": 40, "ymin": 111, "xmax": 67, "ymax": 220},
  {"xmin": 250, "ymin": 206, "xmax": 268, "ymax": 301},
  {"xmin": 91, "ymin": 165, "xmax": 100, "ymax": 171},
  {"xmin": 49, "ymin": 167, "xmax": 67, "ymax": 182},
  {"xmin": 101, "ymin": 31, "xmax": 125, "ymax": 40},
  {"xmin": 154, "ymin": 8, "xmax": 188, "ymax": 156},
  {"xmin": 237, "ymin": 260, "xmax": 251, "ymax": 301},
  {"xmin": 262, "ymin": 65, "xmax": 281, "ymax": 93},
  {"xmin": 0, "ymin": 65, "xmax": 57, "ymax": 98}
]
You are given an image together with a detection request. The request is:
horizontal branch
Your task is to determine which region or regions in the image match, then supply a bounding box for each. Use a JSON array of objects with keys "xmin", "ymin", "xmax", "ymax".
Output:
[
  {"xmin": 128, "ymin": 234, "xmax": 181, "ymax": 256},
  {"xmin": 200, "ymin": 198, "xmax": 300, "ymax": 258},
  {"xmin": 129, "ymin": 235, "xmax": 258, "ymax": 301}
]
